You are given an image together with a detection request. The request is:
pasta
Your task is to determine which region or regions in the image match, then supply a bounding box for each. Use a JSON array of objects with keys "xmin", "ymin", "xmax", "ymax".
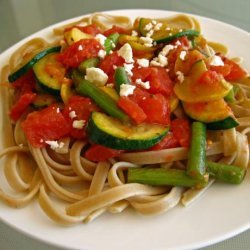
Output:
[{"xmin": 0, "ymin": 12, "xmax": 249, "ymax": 226}]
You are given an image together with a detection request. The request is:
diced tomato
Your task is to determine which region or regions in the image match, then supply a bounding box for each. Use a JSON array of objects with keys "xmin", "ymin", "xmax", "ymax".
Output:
[
  {"xmin": 198, "ymin": 70, "xmax": 222, "ymax": 87},
  {"xmin": 118, "ymin": 96, "xmax": 146, "ymax": 124},
  {"xmin": 99, "ymin": 52, "xmax": 125, "ymax": 82},
  {"xmin": 11, "ymin": 70, "xmax": 36, "ymax": 95},
  {"xmin": 132, "ymin": 66, "xmax": 173, "ymax": 96},
  {"xmin": 171, "ymin": 118, "xmax": 191, "ymax": 148},
  {"xmin": 85, "ymin": 144, "xmax": 123, "ymax": 162},
  {"xmin": 149, "ymin": 133, "xmax": 179, "ymax": 150},
  {"xmin": 10, "ymin": 92, "xmax": 36, "ymax": 121},
  {"xmin": 147, "ymin": 67, "xmax": 173, "ymax": 96},
  {"xmin": 223, "ymin": 58, "xmax": 247, "ymax": 81},
  {"xmin": 64, "ymin": 24, "xmax": 101, "ymax": 36},
  {"xmin": 57, "ymin": 39, "xmax": 102, "ymax": 68},
  {"xmin": 62, "ymin": 95, "xmax": 99, "ymax": 139},
  {"xmin": 172, "ymin": 36, "xmax": 190, "ymax": 48},
  {"xmin": 138, "ymin": 93, "xmax": 170, "ymax": 125},
  {"xmin": 22, "ymin": 105, "xmax": 71, "ymax": 147},
  {"xmin": 210, "ymin": 64, "xmax": 232, "ymax": 77},
  {"xmin": 103, "ymin": 25, "xmax": 129, "ymax": 36}
]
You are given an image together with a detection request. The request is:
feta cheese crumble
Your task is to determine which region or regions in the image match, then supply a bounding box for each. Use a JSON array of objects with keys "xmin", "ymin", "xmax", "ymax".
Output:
[
  {"xmin": 124, "ymin": 63, "xmax": 134, "ymax": 76},
  {"xmin": 176, "ymin": 71, "xmax": 184, "ymax": 83},
  {"xmin": 98, "ymin": 49, "xmax": 106, "ymax": 59},
  {"xmin": 209, "ymin": 55, "xmax": 224, "ymax": 66},
  {"xmin": 85, "ymin": 67, "xmax": 108, "ymax": 86},
  {"xmin": 131, "ymin": 30, "xmax": 138, "ymax": 37},
  {"xmin": 69, "ymin": 110, "xmax": 77, "ymax": 119},
  {"xmin": 139, "ymin": 36, "xmax": 154, "ymax": 47},
  {"xmin": 137, "ymin": 58, "xmax": 149, "ymax": 68},
  {"xmin": 120, "ymin": 84, "xmax": 136, "ymax": 97},
  {"xmin": 95, "ymin": 34, "xmax": 107, "ymax": 46},
  {"xmin": 78, "ymin": 45, "xmax": 84, "ymax": 51},
  {"xmin": 135, "ymin": 79, "xmax": 150, "ymax": 89},
  {"xmin": 118, "ymin": 43, "xmax": 134, "ymax": 63},
  {"xmin": 45, "ymin": 140, "xmax": 65, "ymax": 150},
  {"xmin": 179, "ymin": 51, "xmax": 187, "ymax": 60},
  {"xmin": 72, "ymin": 120, "xmax": 85, "ymax": 129}
]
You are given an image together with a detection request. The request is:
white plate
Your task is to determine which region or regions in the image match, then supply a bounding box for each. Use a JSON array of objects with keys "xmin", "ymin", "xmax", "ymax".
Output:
[{"xmin": 1, "ymin": 9, "xmax": 250, "ymax": 250}]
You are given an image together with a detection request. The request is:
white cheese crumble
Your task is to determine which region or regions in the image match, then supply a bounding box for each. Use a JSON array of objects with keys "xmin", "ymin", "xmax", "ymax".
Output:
[
  {"xmin": 137, "ymin": 58, "xmax": 149, "ymax": 68},
  {"xmin": 175, "ymin": 40, "xmax": 182, "ymax": 46},
  {"xmin": 95, "ymin": 34, "xmax": 107, "ymax": 46},
  {"xmin": 78, "ymin": 45, "xmax": 84, "ymax": 51},
  {"xmin": 124, "ymin": 63, "xmax": 134, "ymax": 76},
  {"xmin": 154, "ymin": 22, "xmax": 163, "ymax": 31},
  {"xmin": 118, "ymin": 43, "xmax": 134, "ymax": 63},
  {"xmin": 120, "ymin": 84, "xmax": 136, "ymax": 97},
  {"xmin": 72, "ymin": 120, "xmax": 85, "ymax": 129},
  {"xmin": 139, "ymin": 36, "xmax": 154, "ymax": 47},
  {"xmin": 176, "ymin": 71, "xmax": 184, "ymax": 83},
  {"xmin": 144, "ymin": 22, "xmax": 153, "ymax": 31},
  {"xmin": 135, "ymin": 78, "xmax": 150, "ymax": 89},
  {"xmin": 85, "ymin": 67, "xmax": 108, "ymax": 86},
  {"xmin": 45, "ymin": 140, "xmax": 65, "ymax": 150},
  {"xmin": 69, "ymin": 110, "xmax": 77, "ymax": 119},
  {"xmin": 98, "ymin": 49, "xmax": 106, "ymax": 59},
  {"xmin": 131, "ymin": 30, "xmax": 138, "ymax": 37},
  {"xmin": 146, "ymin": 29, "xmax": 154, "ymax": 38},
  {"xmin": 179, "ymin": 51, "xmax": 187, "ymax": 60},
  {"xmin": 161, "ymin": 44, "xmax": 175, "ymax": 56},
  {"xmin": 150, "ymin": 54, "xmax": 168, "ymax": 67},
  {"xmin": 56, "ymin": 107, "xmax": 60, "ymax": 113},
  {"xmin": 209, "ymin": 55, "xmax": 224, "ymax": 66}
]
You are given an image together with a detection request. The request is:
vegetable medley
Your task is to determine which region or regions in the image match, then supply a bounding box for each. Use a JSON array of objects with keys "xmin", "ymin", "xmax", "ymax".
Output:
[{"xmin": 8, "ymin": 15, "xmax": 247, "ymax": 171}]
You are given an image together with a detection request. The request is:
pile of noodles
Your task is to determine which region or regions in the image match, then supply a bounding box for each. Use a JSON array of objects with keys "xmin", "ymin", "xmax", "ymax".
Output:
[{"xmin": 0, "ymin": 13, "xmax": 249, "ymax": 225}]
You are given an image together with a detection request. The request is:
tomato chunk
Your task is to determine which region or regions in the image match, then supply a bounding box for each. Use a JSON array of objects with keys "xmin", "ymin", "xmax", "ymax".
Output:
[
  {"xmin": 85, "ymin": 144, "xmax": 123, "ymax": 162},
  {"xmin": 22, "ymin": 105, "xmax": 71, "ymax": 147},
  {"xmin": 223, "ymin": 58, "xmax": 247, "ymax": 81},
  {"xmin": 118, "ymin": 96, "xmax": 147, "ymax": 124},
  {"xmin": 57, "ymin": 39, "xmax": 102, "ymax": 68},
  {"xmin": 10, "ymin": 92, "xmax": 36, "ymax": 121},
  {"xmin": 62, "ymin": 95, "xmax": 99, "ymax": 139},
  {"xmin": 150, "ymin": 133, "xmax": 179, "ymax": 150},
  {"xmin": 103, "ymin": 25, "xmax": 129, "ymax": 36},
  {"xmin": 171, "ymin": 118, "xmax": 191, "ymax": 148}
]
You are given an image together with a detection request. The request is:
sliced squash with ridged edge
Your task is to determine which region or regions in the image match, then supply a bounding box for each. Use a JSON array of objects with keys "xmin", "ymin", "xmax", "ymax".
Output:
[
  {"xmin": 174, "ymin": 60, "xmax": 232, "ymax": 103},
  {"xmin": 86, "ymin": 112, "xmax": 169, "ymax": 150}
]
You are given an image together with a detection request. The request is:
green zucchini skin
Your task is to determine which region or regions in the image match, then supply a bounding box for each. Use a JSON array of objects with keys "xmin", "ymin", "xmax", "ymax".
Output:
[
  {"xmin": 155, "ymin": 30, "xmax": 200, "ymax": 44},
  {"xmin": 206, "ymin": 117, "xmax": 239, "ymax": 130},
  {"xmin": 8, "ymin": 46, "xmax": 61, "ymax": 82},
  {"xmin": 86, "ymin": 112, "xmax": 169, "ymax": 150},
  {"xmin": 33, "ymin": 52, "xmax": 64, "ymax": 95}
]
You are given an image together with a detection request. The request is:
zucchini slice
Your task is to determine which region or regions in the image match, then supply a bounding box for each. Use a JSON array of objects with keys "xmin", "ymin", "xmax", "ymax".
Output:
[
  {"xmin": 8, "ymin": 46, "xmax": 61, "ymax": 82},
  {"xmin": 139, "ymin": 18, "xmax": 199, "ymax": 44},
  {"xmin": 31, "ymin": 94, "xmax": 57, "ymax": 109},
  {"xmin": 33, "ymin": 53, "xmax": 66, "ymax": 95},
  {"xmin": 87, "ymin": 112, "xmax": 169, "ymax": 150},
  {"xmin": 206, "ymin": 117, "xmax": 239, "ymax": 130}
]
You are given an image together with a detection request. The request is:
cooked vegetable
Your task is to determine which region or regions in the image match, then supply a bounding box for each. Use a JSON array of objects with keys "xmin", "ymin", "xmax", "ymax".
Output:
[
  {"xmin": 206, "ymin": 117, "xmax": 239, "ymax": 130},
  {"xmin": 32, "ymin": 94, "xmax": 57, "ymax": 108},
  {"xmin": 33, "ymin": 52, "xmax": 65, "ymax": 95},
  {"xmin": 114, "ymin": 66, "xmax": 130, "ymax": 93},
  {"xmin": 187, "ymin": 122, "xmax": 207, "ymax": 181},
  {"xmin": 64, "ymin": 27, "xmax": 93, "ymax": 45},
  {"xmin": 174, "ymin": 60, "xmax": 232, "ymax": 103},
  {"xmin": 8, "ymin": 46, "xmax": 61, "ymax": 82},
  {"xmin": 72, "ymin": 70, "xmax": 129, "ymax": 122},
  {"xmin": 78, "ymin": 57, "xmax": 100, "ymax": 74},
  {"xmin": 139, "ymin": 18, "xmax": 199, "ymax": 44},
  {"xmin": 86, "ymin": 111, "xmax": 169, "ymax": 150},
  {"xmin": 127, "ymin": 168, "xmax": 201, "ymax": 187},
  {"xmin": 104, "ymin": 33, "xmax": 120, "ymax": 54}
]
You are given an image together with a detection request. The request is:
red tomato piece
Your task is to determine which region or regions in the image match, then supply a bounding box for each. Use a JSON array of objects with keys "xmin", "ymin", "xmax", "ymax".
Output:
[
  {"xmin": 85, "ymin": 144, "xmax": 123, "ymax": 162},
  {"xmin": 198, "ymin": 70, "xmax": 222, "ymax": 87},
  {"xmin": 10, "ymin": 92, "xmax": 36, "ymax": 121},
  {"xmin": 147, "ymin": 67, "xmax": 173, "ymax": 96},
  {"xmin": 132, "ymin": 66, "xmax": 152, "ymax": 82},
  {"xmin": 210, "ymin": 64, "xmax": 232, "ymax": 77},
  {"xmin": 57, "ymin": 39, "xmax": 102, "ymax": 68},
  {"xmin": 99, "ymin": 52, "xmax": 125, "ymax": 82},
  {"xmin": 118, "ymin": 96, "xmax": 147, "ymax": 124},
  {"xmin": 64, "ymin": 24, "xmax": 101, "ymax": 36},
  {"xmin": 223, "ymin": 58, "xmax": 247, "ymax": 81},
  {"xmin": 138, "ymin": 93, "xmax": 170, "ymax": 125},
  {"xmin": 22, "ymin": 105, "xmax": 71, "ymax": 147},
  {"xmin": 149, "ymin": 133, "xmax": 180, "ymax": 150},
  {"xmin": 11, "ymin": 70, "xmax": 36, "ymax": 94},
  {"xmin": 171, "ymin": 118, "xmax": 191, "ymax": 148},
  {"xmin": 103, "ymin": 25, "xmax": 129, "ymax": 36},
  {"xmin": 62, "ymin": 95, "xmax": 99, "ymax": 139}
]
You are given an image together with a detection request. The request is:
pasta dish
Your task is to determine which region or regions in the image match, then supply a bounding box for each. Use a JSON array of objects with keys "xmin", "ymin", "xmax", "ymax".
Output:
[{"xmin": 0, "ymin": 12, "xmax": 249, "ymax": 225}]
